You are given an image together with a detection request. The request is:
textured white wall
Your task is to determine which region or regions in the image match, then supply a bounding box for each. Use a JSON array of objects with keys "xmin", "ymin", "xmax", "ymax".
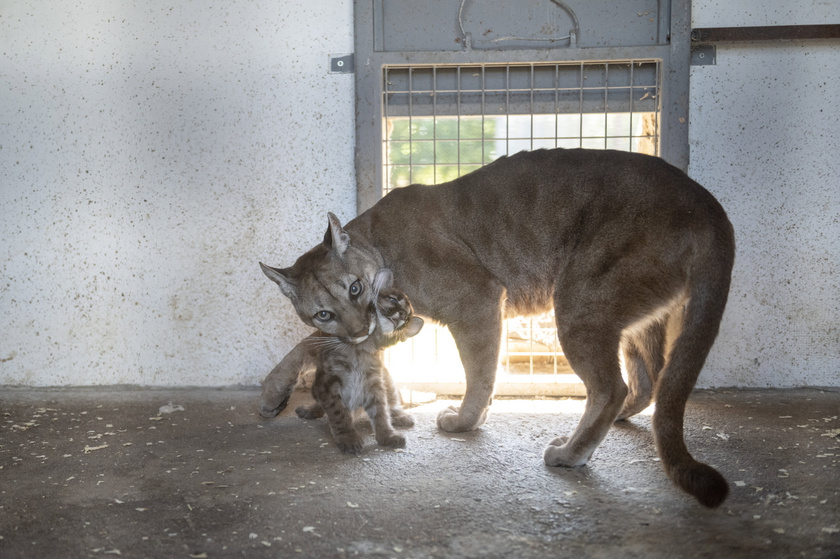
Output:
[
  {"xmin": 0, "ymin": 1, "xmax": 356, "ymax": 385},
  {"xmin": 692, "ymin": 0, "xmax": 839, "ymax": 27},
  {"xmin": 690, "ymin": 1, "xmax": 840, "ymax": 387},
  {"xmin": 2, "ymin": 1, "xmax": 838, "ymax": 389}
]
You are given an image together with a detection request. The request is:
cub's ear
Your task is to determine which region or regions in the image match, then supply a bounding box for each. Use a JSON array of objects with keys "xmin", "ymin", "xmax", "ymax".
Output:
[
  {"xmin": 403, "ymin": 316, "xmax": 424, "ymax": 339},
  {"xmin": 259, "ymin": 262, "xmax": 297, "ymax": 300},
  {"xmin": 372, "ymin": 268, "xmax": 394, "ymax": 292},
  {"xmin": 323, "ymin": 212, "xmax": 350, "ymax": 256}
]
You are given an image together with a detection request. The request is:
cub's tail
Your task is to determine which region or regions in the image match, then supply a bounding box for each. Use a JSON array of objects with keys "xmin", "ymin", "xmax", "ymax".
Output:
[{"xmin": 653, "ymin": 221, "xmax": 735, "ymax": 508}]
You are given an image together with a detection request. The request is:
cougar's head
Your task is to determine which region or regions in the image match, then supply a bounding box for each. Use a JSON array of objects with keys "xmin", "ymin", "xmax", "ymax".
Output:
[{"xmin": 260, "ymin": 213, "xmax": 384, "ymax": 344}]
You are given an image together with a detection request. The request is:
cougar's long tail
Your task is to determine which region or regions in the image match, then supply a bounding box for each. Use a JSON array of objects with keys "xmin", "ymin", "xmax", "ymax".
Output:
[{"xmin": 653, "ymin": 222, "xmax": 735, "ymax": 508}]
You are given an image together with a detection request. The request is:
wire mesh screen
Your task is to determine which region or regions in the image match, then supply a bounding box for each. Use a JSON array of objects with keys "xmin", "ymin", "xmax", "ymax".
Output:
[
  {"xmin": 383, "ymin": 61, "xmax": 660, "ymax": 193},
  {"xmin": 381, "ymin": 61, "xmax": 661, "ymax": 394}
]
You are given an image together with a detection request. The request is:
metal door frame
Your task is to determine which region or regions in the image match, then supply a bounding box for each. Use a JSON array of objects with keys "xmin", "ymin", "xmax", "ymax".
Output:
[{"xmin": 354, "ymin": 0, "xmax": 691, "ymax": 213}]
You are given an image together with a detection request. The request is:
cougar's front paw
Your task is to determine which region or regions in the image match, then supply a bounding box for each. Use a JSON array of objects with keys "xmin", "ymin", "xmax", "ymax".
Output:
[
  {"xmin": 258, "ymin": 392, "xmax": 291, "ymax": 419},
  {"xmin": 436, "ymin": 405, "xmax": 488, "ymax": 433},
  {"xmin": 543, "ymin": 436, "xmax": 588, "ymax": 468}
]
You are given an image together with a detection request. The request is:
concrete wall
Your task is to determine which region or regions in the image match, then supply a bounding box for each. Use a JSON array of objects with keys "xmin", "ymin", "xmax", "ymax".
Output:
[
  {"xmin": 689, "ymin": 0, "xmax": 840, "ymax": 387},
  {"xmin": 2, "ymin": 1, "xmax": 838, "ymax": 388},
  {"xmin": 0, "ymin": 1, "xmax": 356, "ymax": 385}
]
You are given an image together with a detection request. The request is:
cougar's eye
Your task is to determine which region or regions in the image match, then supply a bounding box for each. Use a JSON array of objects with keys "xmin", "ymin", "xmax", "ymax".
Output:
[
  {"xmin": 349, "ymin": 280, "xmax": 362, "ymax": 297},
  {"xmin": 388, "ymin": 296, "xmax": 399, "ymax": 305},
  {"xmin": 314, "ymin": 310, "xmax": 334, "ymax": 322}
]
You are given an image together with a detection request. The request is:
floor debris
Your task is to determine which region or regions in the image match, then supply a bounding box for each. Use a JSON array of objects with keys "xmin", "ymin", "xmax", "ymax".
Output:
[
  {"xmin": 1, "ymin": 387, "xmax": 838, "ymax": 558},
  {"xmin": 158, "ymin": 403, "xmax": 185, "ymax": 415}
]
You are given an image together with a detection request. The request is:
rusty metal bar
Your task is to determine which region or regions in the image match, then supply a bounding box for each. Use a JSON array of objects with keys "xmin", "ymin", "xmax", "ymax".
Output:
[{"xmin": 691, "ymin": 24, "xmax": 840, "ymax": 43}]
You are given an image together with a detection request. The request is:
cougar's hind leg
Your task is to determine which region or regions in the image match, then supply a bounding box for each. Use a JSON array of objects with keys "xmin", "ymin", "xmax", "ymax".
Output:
[
  {"xmin": 544, "ymin": 330, "xmax": 627, "ymax": 467},
  {"xmin": 617, "ymin": 338, "xmax": 654, "ymax": 421},
  {"xmin": 544, "ymin": 291, "xmax": 627, "ymax": 467},
  {"xmin": 294, "ymin": 402, "xmax": 324, "ymax": 419},
  {"xmin": 617, "ymin": 319, "xmax": 666, "ymax": 421}
]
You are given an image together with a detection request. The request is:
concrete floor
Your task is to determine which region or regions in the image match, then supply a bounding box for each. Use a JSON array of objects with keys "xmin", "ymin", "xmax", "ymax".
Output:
[{"xmin": 1, "ymin": 387, "xmax": 838, "ymax": 559}]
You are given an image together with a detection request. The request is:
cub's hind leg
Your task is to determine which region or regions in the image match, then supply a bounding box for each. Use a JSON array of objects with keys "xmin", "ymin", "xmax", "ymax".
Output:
[
  {"xmin": 366, "ymin": 372, "xmax": 406, "ymax": 449},
  {"xmin": 369, "ymin": 405, "xmax": 406, "ymax": 449},
  {"xmin": 383, "ymin": 367, "xmax": 414, "ymax": 428}
]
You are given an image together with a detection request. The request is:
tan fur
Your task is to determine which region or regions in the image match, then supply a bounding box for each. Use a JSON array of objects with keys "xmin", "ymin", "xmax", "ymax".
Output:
[{"xmin": 259, "ymin": 148, "xmax": 735, "ymax": 507}]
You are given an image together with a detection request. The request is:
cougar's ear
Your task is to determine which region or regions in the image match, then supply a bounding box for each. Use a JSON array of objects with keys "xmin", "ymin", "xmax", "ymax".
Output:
[
  {"xmin": 372, "ymin": 268, "xmax": 394, "ymax": 292},
  {"xmin": 403, "ymin": 316, "xmax": 424, "ymax": 339},
  {"xmin": 259, "ymin": 262, "xmax": 297, "ymax": 300},
  {"xmin": 323, "ymin": 212, "xmax": 350, "ymax": 257}
]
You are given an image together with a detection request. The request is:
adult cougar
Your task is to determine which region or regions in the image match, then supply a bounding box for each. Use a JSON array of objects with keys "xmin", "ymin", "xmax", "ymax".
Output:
[{"xmin": 259, "ymin": 148, "xmax": 735, "ymax": 507}]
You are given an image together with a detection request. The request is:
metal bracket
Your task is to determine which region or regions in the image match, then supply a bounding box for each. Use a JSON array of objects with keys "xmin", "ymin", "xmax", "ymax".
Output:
[
  {"xmin": 329, "ymin": 54, "xmax": 355, "ymax": 74},
  {"xmin": 690, "ymin": 44, "xmax": 716, "ymax": 65}
]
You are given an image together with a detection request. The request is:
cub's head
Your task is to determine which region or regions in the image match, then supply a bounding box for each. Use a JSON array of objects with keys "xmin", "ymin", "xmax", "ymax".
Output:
[
  {"xmin": 371, "ymin": 268, "xmax": 424, "ymax": 347},
  {"xmin": 260, "ymin": 213, "xmax": 384, "ymax": 344}
]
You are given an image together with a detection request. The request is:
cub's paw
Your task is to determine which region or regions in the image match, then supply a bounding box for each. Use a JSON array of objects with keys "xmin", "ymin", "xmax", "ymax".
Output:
[
  {"xmin": 436, "ymin": 405, "xmax": 488, "ymax": 433},
  {"xmin": 377, "ymin": 432, "xmax": 406, "ymax": 449},
  {"xmin": 390, "ymin": 409, "xmax": 415, "ymax": 428},
  {"xmin": 543, "ymin": 436, "xmax": 589, "ymax": 468},
  {"xmin": 294, "ymin": 404, "xmax": 324, "ymax": 420},
  {"xmin": 335, "ymin": 433, "xmax": 365, "ymax": 454}
]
